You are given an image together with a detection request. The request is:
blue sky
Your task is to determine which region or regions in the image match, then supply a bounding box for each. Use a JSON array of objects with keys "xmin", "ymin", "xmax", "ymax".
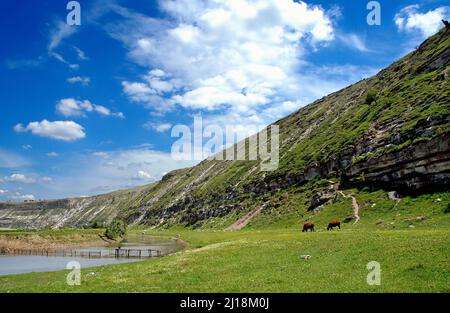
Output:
[{"xmin": 0, "ymin": 0, "xmax": 449, "ymax": 200}]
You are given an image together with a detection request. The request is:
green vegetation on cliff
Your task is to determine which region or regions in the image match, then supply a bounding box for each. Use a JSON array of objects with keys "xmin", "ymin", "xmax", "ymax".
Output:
[
  {"xmin": 0, "ymin": 29, "xmax": 449, "ymax": 294},
  {"xmin": 1, "ymin": 28, "xmax": 449, "ymax": 233}
]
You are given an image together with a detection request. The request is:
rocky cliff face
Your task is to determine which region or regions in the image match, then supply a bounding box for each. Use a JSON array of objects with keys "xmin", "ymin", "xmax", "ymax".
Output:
[
  {"xmin": 1, "ymin": 28, "xmax": 449, "ymax": 229},
  {"xmin": 346, "ymin": 134, "xmax": 450, "ymax": 192},
  {"xmin": 0, "ymin": 186, "xmax": 150, "ymax": 229}
]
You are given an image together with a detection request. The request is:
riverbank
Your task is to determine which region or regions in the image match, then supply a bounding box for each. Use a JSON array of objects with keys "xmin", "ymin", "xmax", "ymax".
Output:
[
  {"xmin": 0, "ymin": 228, "xmax": 448, "ymax": 292},
  {"xmin": 0, "ymin": 229, "xmax": 110, "ymax": 254},
  {"xmin": 0, "ymin": 230, "xmax": 186, "ymax": 276}
]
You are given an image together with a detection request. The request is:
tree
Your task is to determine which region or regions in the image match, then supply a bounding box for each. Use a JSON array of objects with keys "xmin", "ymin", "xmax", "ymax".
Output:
[{"xmin": 104, "ymin": 219, "xmax": 127, "ymax": 240}]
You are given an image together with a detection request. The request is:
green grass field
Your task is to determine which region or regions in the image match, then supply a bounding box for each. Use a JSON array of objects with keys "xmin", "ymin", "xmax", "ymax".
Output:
[
  {"xmin": 0, "ymin": 228, "xmax": 448, "ymax": 293},
  {"xmin": 0, "ymin": 189, "xmax": 448, "ymax": 293}
]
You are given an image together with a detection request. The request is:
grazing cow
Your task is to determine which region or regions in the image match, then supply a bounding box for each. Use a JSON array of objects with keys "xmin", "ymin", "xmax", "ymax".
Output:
[
  {"xmin": 327, "ymin": 221, "xmax": 341, "ymax": 230},
  {"xmin": 302, "ymin": 223, "xmax": 315, "ymax": 232}
]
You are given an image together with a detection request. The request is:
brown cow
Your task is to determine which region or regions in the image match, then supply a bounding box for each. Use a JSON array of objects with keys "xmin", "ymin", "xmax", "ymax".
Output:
[
  {"xmin": 302, "ymin": 223, "xmax": 315, "ymax": 232},
  {"xmin": 327, "ymin": 221, "xmax": 341, "ymax": 230}
]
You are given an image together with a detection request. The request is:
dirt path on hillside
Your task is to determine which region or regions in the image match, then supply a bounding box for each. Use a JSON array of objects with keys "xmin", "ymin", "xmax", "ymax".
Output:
[
  {"xmin": 338, "ymin": 191, "xmax": 360, "ymax": 224},
  {"xmin": 225, "ymin": 203, "xmax": 267, "ymax": 231}
]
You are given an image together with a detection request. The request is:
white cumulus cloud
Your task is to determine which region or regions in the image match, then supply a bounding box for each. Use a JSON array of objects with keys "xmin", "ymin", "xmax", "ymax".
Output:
[
  {"xmin": 14, "ymin": 120, "xmax": 86, "ymax": 141},
  {"xmin": 5, "ymin": 174, "xmax": 35, "ymax": 184},
  {"xmin": 10, "ymin": 193, "xmax": 35, "ymax": 201},
  {"xmin": 135, "ymin": 170, "xmax": 153, "ymax": 180},
  {"xmin": 67, "ymin": 76, "xmax": 91, "ymax": 85},
  {"xmin": 56, "ymin": 98, "xmax": 125, "ymax": 118},
  {"xmin": 143, "ymin": 122, "xmax": 172, "ymax": 133},
  {"xmin": 395, "ymin": 5, "xmax": 449, "ymax": 38},
  {"xmin": 114, "ymin": 0, "xmax": 335, "ymax": 116}
]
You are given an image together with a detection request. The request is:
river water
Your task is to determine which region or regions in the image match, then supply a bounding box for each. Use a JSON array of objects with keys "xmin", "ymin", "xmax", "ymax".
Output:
[{"xmin": 0, "ymin": 235, "xmax": 184, "ymax": 275}]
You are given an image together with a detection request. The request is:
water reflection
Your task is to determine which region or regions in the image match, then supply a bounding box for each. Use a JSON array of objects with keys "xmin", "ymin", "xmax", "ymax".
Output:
[{"xmin": 0, "ymin": 235, "xmax": 185, "ymax": 275}]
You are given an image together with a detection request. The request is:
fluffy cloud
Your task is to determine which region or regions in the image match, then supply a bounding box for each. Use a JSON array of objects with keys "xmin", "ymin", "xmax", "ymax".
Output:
[
  {"xmin": 122, "ymin": 70, "xmax": 178, "ymax": 113},
  {"xmin": 94, "ymin": 105, "xmax": 125, "ymax": 118},
  {"xmin": 109, "ymin": 0, "xmax": 377, "ymax": 132},
  {"xmin": 143, "ymin": 122, "xmax": 172, "ymax": 133},
  {"xmin": 0, "ymin": 189, "xmax": 7, "ymax": 194},
  {"xmin": 10, "ymin": 193, "xmax": 35, "ymax": 201},
  {"xmin": 56, "ymin": 98, "xmax": 93, "ymax": 116},
  {"xmin": 14, "ymin": 120, "xmax": 86, "ymax": 141},
  {"xmin": 114, "ymin": 0, "xmax": 335, "ymax": 116},
  {"xmin": 135, "ymin": 170, "xmax": 153, "ymax": 180},
  {"xmin": 5, "ymin": 174, "xmax": 35, "ymax": 184},
  {"xmin": 67, "ymin": 76, "xmax": 91, "ymax": 85},
  {"xmin": 46, "ymin": 152, "xmax": 59, "ymax": 157},
  {"xmin": 56, "ymin": 98, "xmax": 124, "ymax": 118},
  {"xmin": 395, "ymin": 5, "xmax": 449, "ymax": 38}
]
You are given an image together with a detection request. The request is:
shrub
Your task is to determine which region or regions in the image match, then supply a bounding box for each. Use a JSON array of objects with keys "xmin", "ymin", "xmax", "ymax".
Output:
[
  {"xmin": 104, "ymin": 219, "xmax": 127, "ymax": 240},
  {"xmin": 365, "ymin": 89, "xmax": 377, "ymax": 104},
  {"xmin": 88, "ymin": 221, "xmax": 103, "ymax": 229}
]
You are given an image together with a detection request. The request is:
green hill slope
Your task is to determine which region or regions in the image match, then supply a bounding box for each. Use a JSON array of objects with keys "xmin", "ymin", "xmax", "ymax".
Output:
[{"xmin": 1, "ymin": 28, "xmax": 449, "ymax": 230}]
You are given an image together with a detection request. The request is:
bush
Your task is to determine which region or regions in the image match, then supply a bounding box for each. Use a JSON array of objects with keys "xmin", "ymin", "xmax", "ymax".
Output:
[
  {"xmin": 88, "ymin": 220, "xmax": 103, "ymax": 229},
  {"xmin": 104, "ymin": 219, "xmax": 127, "ymax": 240},
  {"xmin": 365, "ymin": 89, "xmax": 377, "ymax": 104}
]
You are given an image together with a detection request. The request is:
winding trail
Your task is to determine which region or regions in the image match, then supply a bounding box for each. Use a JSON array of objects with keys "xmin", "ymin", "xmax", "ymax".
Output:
[
  {"xmin": 338, "ymin": 191, "xmax": 360, "ymax": 224},
  {"xmin": 225, "ymin": 203, "xmax": 267, "ymax": 231}
]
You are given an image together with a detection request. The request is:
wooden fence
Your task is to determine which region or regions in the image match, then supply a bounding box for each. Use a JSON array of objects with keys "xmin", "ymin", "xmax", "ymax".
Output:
[{"xmin": 4, "ymin": 248, "xmax": 162, "ymax": 259}]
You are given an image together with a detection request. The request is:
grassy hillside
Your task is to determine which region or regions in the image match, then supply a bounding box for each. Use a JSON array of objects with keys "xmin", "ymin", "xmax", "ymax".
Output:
[
  {"xmin": 1, "ymin": 28, "xmax": 449, "ymax": 231},
  {"xmin": 128, "ymin": 28, "xmax": 449, "ymax": 229},
  {"xmin": 0, "ymin": 186, "xmax": 448, "ymax": 292}
]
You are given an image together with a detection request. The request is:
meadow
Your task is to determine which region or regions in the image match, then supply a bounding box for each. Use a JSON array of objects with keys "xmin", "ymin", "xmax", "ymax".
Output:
[
  {"xmin": 0, "ymin": 227, "xmax": 448, "ymax": 293},
  {"xmin": 0, "ymin": 189, "xmax": 448, "ymax": 293}
]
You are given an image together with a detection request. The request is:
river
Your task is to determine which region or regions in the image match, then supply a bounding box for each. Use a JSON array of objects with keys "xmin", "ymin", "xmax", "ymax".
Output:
[{"xmin": 0, "ymin": 235, "xmax": 184, "ymax": 275}]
